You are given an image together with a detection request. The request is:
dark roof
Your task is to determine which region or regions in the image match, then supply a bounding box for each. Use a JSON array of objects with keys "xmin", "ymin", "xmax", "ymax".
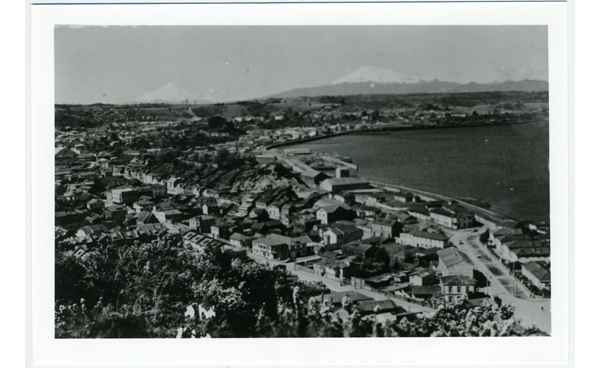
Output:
[
  {"xmin": 323, "ymin": 291, "xmax": 373, "ymax": 305},
  {"xmin": 410, "ymin": 285, "xmax": 442, "ymax": 297},
  {"xmin": 439, "ymin": 275, "xmax": 477, "ymax": 286},
  {"xmin": 521, "ymin": 261, "xmax": 551, "ymax": 282},
  {"xmin": 355, "ymin": 299, "xmax": 399, "ymax": 313},
  {"xmin": 410, "ymin": 230, "xmax": 449, "ymax": 241},
  {"xmin": 437, "ymin": 247, "xmax": 474, "ymax": 267}
]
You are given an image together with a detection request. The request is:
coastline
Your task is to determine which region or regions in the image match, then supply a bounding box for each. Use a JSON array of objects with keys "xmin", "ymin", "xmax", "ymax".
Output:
[
  {"xmin": 265, "ymin": 119, "xmax": 545, "ymax": 151},
  {"xmin": 264, "ymin": 121, "xmax": 548, "ymax": 226},
  {"xmin": 365, "ymin": 179, "xmax": 520, "ymax": 228}
]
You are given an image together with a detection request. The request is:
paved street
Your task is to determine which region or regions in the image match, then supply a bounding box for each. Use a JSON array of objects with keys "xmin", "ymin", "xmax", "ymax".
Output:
[
  {"xmin": 247, "ymin": 251, "xmax": 436, "ymax": 316},
  {"xmin": 246, "ymin": 227, "xmax": 551, "ymax": 333},
  {"xmin": 443, "ymin": 226, "xmax": 551, "ymax": 334}
]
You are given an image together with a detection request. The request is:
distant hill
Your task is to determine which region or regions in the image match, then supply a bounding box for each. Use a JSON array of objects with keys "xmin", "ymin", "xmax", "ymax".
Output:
[
  {"xmin": 268, "ymin": 66, "xmax": 548, "ymax": 99},
  {"xmin": 132, "ymin": 83, "xmax": 213, "ymax": 104}
]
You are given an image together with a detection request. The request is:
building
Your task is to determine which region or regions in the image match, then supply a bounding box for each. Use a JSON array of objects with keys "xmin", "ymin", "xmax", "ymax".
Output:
[
  {"xmin": 155, "ymin": 209, "xmax": 183, "ymax": 224},
  {"xmin": 189, "ymin": 215, "xmax": 216, "ymax": 234},
  {"xmin": 320, "ymin": 178, "xmax": 371, "ymax": 192},
  {"xmin": 321, "ymin": 224, "xmax": 363, "ymax": 247},
  {"xmin": 105, "ymin": 205, "xmax": 127, "ymax": 224},
  {"xmin": 371, "ymin": 218, "xmax": 402, "ymax": 238},
  {"xmin": 521, "ymin": 261, "xmax": 551, "ymax": 290},
  {"xmin": 437, "ymin": 247, "xmax": 474, "ymax": 278},
  {"xmin": 316, "ymin": 205, "xmax": 354, "ymax": 224},
  {"xmin": 499, "ymin": 239, "xmax": 550, "ymax": 263},
  {"xmin": 229, "ymin": 232, "xmax": 254, "ymax": 248},
  {"xmin": 409, "ymin": 268, "xmax": 437, "ymax": 286},
  {"xmin": 86, "ymin": 198, "xmax": 105, "ymax": 211},
  {"xmin": 429, "ymin": 207, "xmax": 475, "ymax": 230},
  {"xmin": 396, "ymin": 230, "xmax": 449, "ymax": 249},
  {"xmin": 301, "ymin": 169, "xmax": 330, "ymax": 188},
  {"xmin": 439, "ymin": 275, "xmax": 476, "ymax": 303},
  {"xmin": 313, "ymin": 257, "xmax": 352, "ymax": 281},
  {"xmin": 335, "ymin": 167, "xmax": 350, "ymax": 178},
  {"xmin": 111, "ymin": 188, "xmax": 140, "ymax": 206},
  {"xmin": 252, "ymin": 235, "xmax": 290, "ymax": 260},
  {"xmin": 211, "ymin": 223, "xmax": 232, "ymax": 240},
  {"xmin": 394, "ymin": 192, "xmax": 417, "ymax": 203}
]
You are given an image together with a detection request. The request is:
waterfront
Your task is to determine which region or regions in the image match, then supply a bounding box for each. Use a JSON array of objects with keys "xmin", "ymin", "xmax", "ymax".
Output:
[{"xmin": 288, "ymin": 122, "xmax": 550, "ymax": 222}]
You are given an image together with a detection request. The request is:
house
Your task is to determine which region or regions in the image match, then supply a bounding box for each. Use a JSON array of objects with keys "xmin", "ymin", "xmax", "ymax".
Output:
[
  {"xmin": 429, "ymin": 207, "xmax": 475, "ymax": 229},
  {"xmin": 313, "ymin": 257, "xmax": 352, "ymax": 281},
  {"xmin": 301, "ymin": 169, "xmax": 330, "ymax": 188},
  {"xmin": 410, "ymin": 285, "xmax": 442, "ymax": 300},
  {"xmin": 521, "ymin": 261, "xmax": 551, "ymax": 290},
  {"xmin": 155, "ymin": 209, "xmax": 183, "ymax": 224},
  {"xmin": 489, "ymin": 227, "xmax": 524, "ymax": 247},
  {"xmin": 320, "ymin": 178, "xmax": 371, "ymax": 192},
  {"xmin": 252, "ymin": 236, "xmax": 290, "ymax": 260},
  {"xmin": 86, "ymin": 198, "xmax": 105, "ymax": 211},
  {"xmin": 202, "ymin": 203, "xmax": 220, "ymax": 216},
  {"xmin": 371, "ymin": 218, "xmax": 402, "ymax": 238},
  {"xmin": 75, "ymin": 224, "xmax": 110, "ymax": 242},
  {"xmin": 150, "ymin": 184, "xmax": 167, "ymax": 198},
  {"xmin": 111, "ymin": 188, "xmax": 140, "ymax": 206},
  {"xmin": 409, "ymin": 268, "xmax": 437, "ymax": 286},
  {"xmin": 316, "ymin": 205, "xmax": 354, "ymax": 224},
  {"xmin": 499, "ymin": 239, "xmax": 550, "ymax": 263},
  {"xmin": 355, "ymin": 205, "xmax": 382, "ymax": 219},
  {"xmin": 394, "ymin": 191, "xmax": 418, "ymax": 203},
  {"xmin": 229, "ymin": 232, "xmax": 253, "ymax": 248},
  {"xmin": 341, "ymin": 242, "xmax": 376, "ymax": 258},
  {"xmin": 189, "ymin": 215, "xmax": 216, "ymax": 234},
  {"xmin": 439, "ymin": 275, "xmax": 477, "ymax": 303},
  {"xmin": 321, "ymin": 224, "xmax": 363, "ymax": 247},
  {"xmin": 267, "ymin": 201, "xmax": 285, "ymax": 220},
  {"xmin": 396, "ymin": 230, "xmax": 449, "ymax": 249},
  {"xmin": 211, "ymin": 223, "xmax": 232, "ymax": 240},
  {"xmin": 105, "ymin": 205, "xmax": 127, "ymax": 224},
  {"xmin": 353, "ymin": 218, "xmax": 374, "ymax": 238},
  {"xmin": 437, "ymin": 247, "xmax": 474, "ymax": 278}
]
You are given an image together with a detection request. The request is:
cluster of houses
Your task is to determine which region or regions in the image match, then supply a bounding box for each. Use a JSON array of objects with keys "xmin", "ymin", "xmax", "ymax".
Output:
[
  {"xmin": 487, "ymin": 224, "xmax": 551, "ymax": 294},
  {"xmin": 55, "ymin": 107, "xmax": 551, "ymax": 309}
]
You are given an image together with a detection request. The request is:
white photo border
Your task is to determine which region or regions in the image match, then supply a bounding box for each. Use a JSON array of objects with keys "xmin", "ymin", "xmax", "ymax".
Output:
[{"xmin": 29, "ymin": 1, "xmax": 569, "ymax": 366}]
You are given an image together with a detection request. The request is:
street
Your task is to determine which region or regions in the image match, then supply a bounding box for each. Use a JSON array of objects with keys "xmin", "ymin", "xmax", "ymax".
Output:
[{"xmin": 443, "ymin": 226, "xmax": 551, "ymax": 334}]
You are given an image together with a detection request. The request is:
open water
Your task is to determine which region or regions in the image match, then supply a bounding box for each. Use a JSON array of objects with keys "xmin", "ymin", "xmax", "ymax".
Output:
[{"xmin": 289, "ymin": 123, "xmax": 550, "ymax": 222}]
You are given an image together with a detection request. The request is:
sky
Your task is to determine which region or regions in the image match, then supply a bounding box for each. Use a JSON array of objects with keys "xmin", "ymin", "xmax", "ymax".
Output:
[{"xmin": 55, "ymin": 26, "xmax": 548, "ymax": 104}]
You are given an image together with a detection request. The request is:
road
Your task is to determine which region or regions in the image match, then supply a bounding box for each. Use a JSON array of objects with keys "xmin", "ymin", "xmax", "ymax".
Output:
[
  {"xmin": 247, "ymin": 251, "xmax": 436, "ymax": 316},
  {"xmin": 443, "ymin": 226, "xmax": 551, "ymax": 334}
]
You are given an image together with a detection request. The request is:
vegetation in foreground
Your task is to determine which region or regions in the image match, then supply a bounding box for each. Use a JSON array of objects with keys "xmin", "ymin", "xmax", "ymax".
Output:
[{"xmin": 56, "ymin": 236, "xmax": 541, "ymax": 338}]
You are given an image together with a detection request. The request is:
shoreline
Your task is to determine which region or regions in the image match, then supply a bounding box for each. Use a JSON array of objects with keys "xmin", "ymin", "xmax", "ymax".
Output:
[
  {"xmin": 365, "ymin": 179, "xmax": 520, "ymax": 228},
  {"xmin": 264, "ymin": 121, "xmax": 548, "ymax": 226},
  {"xmin": 265, "ymin": 119, "xmax": 545, "ymax": 151}
]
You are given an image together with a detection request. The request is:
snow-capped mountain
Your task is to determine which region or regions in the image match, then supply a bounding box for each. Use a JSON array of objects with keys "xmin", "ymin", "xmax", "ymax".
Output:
[
  {"xmin": 330, "ymin": 66, "xmax": 430, "ymax": 85},
  {"xmin": 268, "ymin": 66, "xmax": 548, "ymax": 99},
  {"xmin": 133, "ymin": 83, "xmax": 212, "ymax": 104}
]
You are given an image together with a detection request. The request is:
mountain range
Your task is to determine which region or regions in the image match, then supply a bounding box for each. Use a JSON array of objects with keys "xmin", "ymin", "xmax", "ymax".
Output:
[
  {"xmin": 268, "ymin": 66, "xmax": 548, "ymax": 99},
  {"xmin": 132, "ymin": 66, "xmax": 548, "ymax": 104}
]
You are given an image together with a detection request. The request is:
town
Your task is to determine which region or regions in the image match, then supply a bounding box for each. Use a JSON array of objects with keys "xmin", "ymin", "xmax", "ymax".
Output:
[{"xmin": 54, "ymin": 91, "xmax": 551, "ymax": 337}]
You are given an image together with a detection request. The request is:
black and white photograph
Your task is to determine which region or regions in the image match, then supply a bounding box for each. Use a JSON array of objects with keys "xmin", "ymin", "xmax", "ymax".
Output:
[{"xmin": 29, "ymin": 2, "xmax": 569, "ymax": 366}]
